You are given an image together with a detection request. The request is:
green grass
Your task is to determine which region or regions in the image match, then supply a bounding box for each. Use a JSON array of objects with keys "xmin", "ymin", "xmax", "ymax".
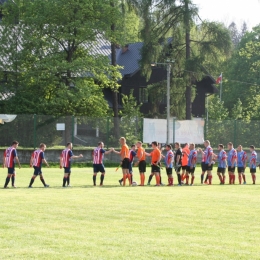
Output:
[{"xmin": 0, "ymin": 167, "xmax": 260, "ymax": 260}]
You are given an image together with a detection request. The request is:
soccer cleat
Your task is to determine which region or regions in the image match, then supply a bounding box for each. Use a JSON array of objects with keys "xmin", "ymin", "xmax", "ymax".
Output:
[
  {"xmin": 100, "ymin": 184, "xmax": 103, "ymax": 186},
  {"xmin": 160, "ymin": 183, "xmax": 165, "ymax": 186},
  {"xmin": 147, "ymin": 182, "xmax": 150, "ymax": 186},
  {"xmin": 190, "ymin": 184, "xmax": 193, "ymax": 186},
  {"xmin": 45, "ymin": 184, "xmax": 49, "ymax": 188},
  {"xmin": 12, "ymin": 185, "xmax": 17, "ymax": 188},
  {"xmin": 118, "ymin": 180, "xmax": 122, "ymax": 186},
  {"xmin": 243, "ymin": 182, "xmax": 246, "ymax": 185},
  {"xmin": 28, "ymin": 186, "xmax": 33, "ymax": 188},
  {"xmin": 177, "ymin": 184, "xmax": 182, "ymax": 186},
  {"xmin": 155, "ymin": 184, "xmax": 160, "ymax": 186}
]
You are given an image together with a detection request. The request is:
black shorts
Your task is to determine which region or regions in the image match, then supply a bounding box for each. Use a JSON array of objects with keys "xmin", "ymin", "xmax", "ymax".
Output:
[
  {"xmin": 8, "ymin": 167, "xmax": 15, "ymax": 174},
  {"xmin": 217, "ymin": 167, "xmax": 226, "ymax": 174},
  {"xmin": 237, "ymin": 167, "xmax": 245, "ymax": 173},
  {"xmin": 205, "ymin": 164, "xmax": 213, "ymax": 171},
  {"xmin": 186, "ymin": 167, "xmax": 195, "ymax": 174},
  {"xmin": 201, "ymin": 162, "xmax": 207, "ymax": 172},
  {"xmin": 182, "ymin": 165, "xmax": 188, "ymax": 171},
  {"xmin": 151, "ymin": 164, "xmax": 160, "ymax": 173},
  {"xmin": 122, "ymin": 158, "xmax": 130, "ymax": 169},
  {"xmin": 175, "ymin": 166, "xmax": 182, "ymax": 173},
  {"xmin": 139, "ymin": 160, "xmax": 146, "ymax": 173},
  {"xmin": 250, "ymin": 168, "xmax": 256, "ymax": 174},
  {"xmin": 166, "ymin": 168, "xmax": 173, "ymax": 175},
  {"xmin": 33, "ymin": 166, "xmax": 42, "ymax": 176},
  {"xmin": 64, "ymin": 167, "xmax": 71, "ymax": 174},
  {"xmin": 228, "ymin": 166, "xmax": 235, "ymax": 173},
  {"xmin": 93, "ymin": 164, "xmax": 105, "ymax": 173}
]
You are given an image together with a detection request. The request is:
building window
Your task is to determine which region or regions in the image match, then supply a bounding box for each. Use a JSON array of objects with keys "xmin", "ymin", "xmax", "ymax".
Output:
[{"xmin": 139, "ymin": 87, "xmax": 148, "ymax": 103}]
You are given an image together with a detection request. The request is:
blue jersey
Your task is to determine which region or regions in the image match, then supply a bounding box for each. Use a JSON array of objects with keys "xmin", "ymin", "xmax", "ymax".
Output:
[
  {"xmin": 129, "ymin": 150, "xmax": 137, "ymax": 164},
  {"xmin": 188, "ymin": 149, "xmax": 197, "ymax": 167},
  {"xmin": 204, "ymin": 146, "xmax": 213, "ymax": 164},
  {"xmin": 250, "ymin": 151, "xmax": 257, "ymax": 169},
  {"xmin": 218, "ymin": 150, "xmax": 227, "ymax": 168},
  {"xmin": 165, "ymin": 150, "xmax": 174, "ymax": 168},
  {"xmin": 228, "ymin": 148, "xmax": 237, "ymax": 167},
  {"xmin": 237, "ymin": 151, "xmax": 247, "ymax": 167}
]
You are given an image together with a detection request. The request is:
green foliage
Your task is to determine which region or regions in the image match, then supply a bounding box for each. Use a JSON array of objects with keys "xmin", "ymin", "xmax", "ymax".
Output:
[{"xmin": 207, "ymin": 96, "xmax": 229, "ymax": 121}]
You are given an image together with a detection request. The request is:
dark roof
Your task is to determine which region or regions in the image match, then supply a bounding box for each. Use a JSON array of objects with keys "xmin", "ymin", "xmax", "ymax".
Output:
[{"xmin": 0, "ymin": 0, "xmax": 7, "ymax": 4}]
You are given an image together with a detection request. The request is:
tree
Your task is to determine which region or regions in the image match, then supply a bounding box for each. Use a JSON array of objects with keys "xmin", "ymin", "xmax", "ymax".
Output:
[
  {"xmin": 0, "ymin": 0, "xmax": 122, "ymax": 117},
  {"xmin": 139, "ymin": 0, "xmax": 232, "ymax": 119}
]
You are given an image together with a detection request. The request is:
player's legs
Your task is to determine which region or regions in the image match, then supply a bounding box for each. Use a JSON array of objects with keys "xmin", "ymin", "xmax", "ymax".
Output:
[
  {"xmin": 63, "ymin": 167, "xmax": 71, "ymax": 187},
  {"xmin": 29, "ymin": 167, "xmax": 39, "ymax": 187},
  {"xmin": 201, "ymin": 163, "xmax": 206, "ymax": 184},
  {"xmin": 39, "ymin": 173, "xmax": 49, "ymax": 187},
  {"xmin": 4, "ymin": 167, "xmax": 15, "ymax": 188},
  {"xmin": 167, "ymin": 168, "xmax": 173, "ymax": 186},
  {"xmin": 155, "ymin": 172, "xmax": 160, "ymax": 186},
  {"xmin": 251, "ymin": 168, "xmax": 256, "ymax": 184},
  {"xmin": 100, "ymin": 172, "xmax": 105, "ymax": 186},
  {"xmin": 147, "ymin": 172, "xmax": 154, "ymax": 185},
  {"xmin": 181, "ymin": 166, "xmax": 187, "ymax": 183},
  {"xmin": 190, "ymin": 169, "xmax": 195, "ymax": 186},
  {"xmin": 176, "ymin": 166, "xmax": 182, "ymax": 186},
  {"xmin": 217, "ymin": 168, "xmax": 223, "ymax": 184},
  {"xmin": 11, "ymin": 172, "xmax": 16, "ymax": 188}
]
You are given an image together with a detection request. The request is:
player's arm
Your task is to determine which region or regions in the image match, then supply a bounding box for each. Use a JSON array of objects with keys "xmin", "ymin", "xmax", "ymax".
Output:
[
  {"xmin": 113, "ymin": 148, "xmax": 121, "ymax": 155},
  {"xmin": 231, "ymin": 156, "xmax": 236, "ymax": 167},
  {"xmin": 71, "ymin": 154, "xmax": 83, "ymax": 159},
  {"xmin": 30, "ymin": 154, "xmax": 33, "ymax": 167},
  {"xmin": 42, "ymin": 159, "xmax": 49, "ymax": 167},
  {"xmin": 59, "ymin": 154, "xmax": 63, "ymax": 169},
  {"xmin": 2, "ymin": 154, "xmax": 5, "ymax": 168},
  {"xmin": 208, "ymin": 153, "xmax": 213, "ymax": 166},
  {"xmin": 15, "ymin": 156, "xmax": 21, "ymax": 169},
  {"xmin": 145, "ymin": 152, "xmax": 151, "ymax": 157},
  {"xmin": 104, "ymin": 148, "xmax": 113, "ymax": 155}
]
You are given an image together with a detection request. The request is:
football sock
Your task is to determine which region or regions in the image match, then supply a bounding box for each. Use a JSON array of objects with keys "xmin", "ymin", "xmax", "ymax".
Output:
[
  {"xmin": 156, "ymin": 175, "xmax": 160, "ymax": 185},
  {"xmin": 100, "ymin": 174, "xmax": 105, "ymax": 185},
  {"xmin": 29, "ymin": 178, "xmax": 35, "ymax": 187},
  {"xmin": 252, "ymin": 175, "xmax": 256, "ymax": 184},
  {"xmin": 186, "ymin": 175, "xmax": 189, "ymax": 185},
  {"xmin": 223, "ymin": 175, "xmax": 226, "ymax": 184},
  {"xmin": 208, "ymin": 175, "xmax": 212, "ymax": 185},
  {"xmin": 63, "ymin": 177, "xmax": 67, "ymax": 187},
  {"xmin": 4, "ymin": 177, "xmax": 10, "ymax": 188},
  {"xmin": 205, "ymin": 174, "xmax": 208, "ymax": 183},
  {"xmin": 191, "ymin": 176, "xmax": 195, "ymax": 185},
  {"xmin": 181, "ymin": 173, "xmax": 185, "ymax": 181},
  {"xmin": 40, "ymin": 177, "xmax": 46, "ymax": 186},
  {"xmin": 168, "ymin": 177, "xmax": 170, "ymax": 185},
  {"xmin": 140, "ymin": 174, "xmax": 143, "ymax": 186},
  {"xmin": 177, "ymin": 174, "xmax": 181, "ymax": 185},
  {"xmin": 67, "ymin": 174, "xmax": 70, "ymax": 185},
  {"xmin": 239, "ymin": 175, "xmax": 242, "ymax": 184},
  {"xmin": 201, "ymin": 174, "xmax": 204, "ymax": 183},
  {"xmin": 170, "ymin": 177, "xmax": 174, "ymax": 185},
  {"xmin": 93, "ymin": 175, "xmax": 96, "ymax": 185},
  {"xmin": 142, "ymin": 174, "xmax": 145, "ymax": 185},
  {"xmin": 123, "ymin": 174, "xmax": 127, "ymax": 186},
  {"xmin": 233, "ymin": 174, "xmax": 236, "ymax": 184},
  {"xmin": 11, "ymin": 174, "xmax": 15, "ymax": 186},
  {"xmin": 229, "ymin": 175, "xmax": 231, "ymax": 184},
  {"xmin": 218, "ymin": 175, "xmax": 222, "ymax": 183},
  {"xmin": 160, "ymin": 174, "xmax": 162, "ymax": 184},
  {"xmin": 148, "ymin": 174, "xmax": 153, "ymax": 184},
  {"xmin": 131, "ymin": 174, "xmax": 133, "ymax": 184},
  {"xmin": 128, "ymin": 174, "xmax": 132, "ymax": 185},
  {"xmin": 242, "ymin": 174, "xmax": 246, "ymax": 182}
]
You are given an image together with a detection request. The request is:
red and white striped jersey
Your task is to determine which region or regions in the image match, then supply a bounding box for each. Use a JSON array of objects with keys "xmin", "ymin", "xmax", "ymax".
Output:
[
  {"xmin": 61, "ymin": 149, "xmax": 73, "ymax": 167},
  {"xmin": 4, "ymin": 147, "xmax": 17, "ymax": 168},
  {"xmin": 93, "ymin": 147, "xmax": 105, "ymax": 164},
  {"xmin": 32, "ymin": 149, "xmax": 44, "ymax": 167}
]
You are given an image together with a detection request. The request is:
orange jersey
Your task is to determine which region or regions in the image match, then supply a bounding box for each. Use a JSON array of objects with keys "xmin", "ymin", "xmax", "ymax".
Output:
[
  {"xmin": 137, "ymin": 147, "xmax": 146, "ymax": 161},
  {"xmin": 151, "ymin": 147, "xmax": 161, "ymax": 164},
  {"xmin": 120, "ymin": 144, "xmax": 129, "ymax": 159},
  {"xmin": 182, "ymin": 147, "xmax": 190, "ymax": 166}
]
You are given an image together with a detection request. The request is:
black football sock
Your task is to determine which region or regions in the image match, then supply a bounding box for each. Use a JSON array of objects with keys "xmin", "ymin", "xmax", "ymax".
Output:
[
  {"xmin": 93, "ymin": 175, "xmax": 96, "ymax": 185},
  {"xmin": 40, "ymin": 177, "xmax": 46, "ymax": 186},
  {"xmin": 131, "ymin": 175, "xmax": 133, "ymax": 183},
  {"xmin": 201, "ymin": 174, "xmax": 204, "ymax": 183},
  {"xmin": 205, "ymin": 174, "xmax": 208, "ymax": 182},
  {"xmin": 11, "ymin": 175, "xmax": 15, "ymax": 186},
  {"xmin": 160, "ymin": 174, "xmax": 162, "ymax": 184},
  {"xmin": 63, "ymin": 177, "xmax": 67, "ymax": 187},
  {"xmin": 177, "ymin": 174, "xmax": 181, "ymax": 185},
  {"xmin": 29, "ymin": 178, "xmax": 35, "ymax": 187},
  {"xmin": 100, "ymin": 175, "xmax": 105, "ymax": 185},
  {"xmin": 120, "ymin": 178, "xmax": 123, "ymax": 182},
  {"xmin": 67, "ymin": 174, "xmax": 70, "ymax": 185},
  {"xmin": 148, "ymin": 174, "xmax": 153, "ymax": 184},
  {"xmin": 4, "ymin": 177, "xmax": 11, "ymax": 188}
]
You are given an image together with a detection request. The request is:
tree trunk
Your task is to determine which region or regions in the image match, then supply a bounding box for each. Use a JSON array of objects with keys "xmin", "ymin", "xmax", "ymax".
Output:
[{"xmin": 184, "ymin": 0, "xmax": 192, "ymax": 120}]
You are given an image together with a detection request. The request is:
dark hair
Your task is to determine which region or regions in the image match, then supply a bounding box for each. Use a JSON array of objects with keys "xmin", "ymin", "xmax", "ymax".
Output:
[
  {"xmin": 218, "ymin": 144, "xmax": 224, "ymax": 149},
  {"xmin": 39, "ymin": 143, "xmax": 46, "ymax": 148},
  {"xmin": 98, "ymin": 142, "xmax": 103, "ymax": 146},
  {"xmin": 166, "ymin": 144, "xmax": 172, "ymax": 149},
  {"xmin": 131, "ymin": 144, "xmax": 136, "ymax": 148},
  {"xmin": 67, "ymin": 142, "xmax": 72, "ymax": 147},
  {"xmin": 152, "ymin": 141, "xmax": 158, "ymax": 146},
  {"xmin": 228, "ymin": 142, "xmax": 233, "ymax": 146},
  {"xmin": 12, "ymin": 141, "xmax": 19, "ymax": 145},
  {"xmin": 175, "ymin": 142, "xmax": 180, "ymax": 147},
  {"xmin": 250, "ymin": 145, "xmax": 255, "ymax": 149}
]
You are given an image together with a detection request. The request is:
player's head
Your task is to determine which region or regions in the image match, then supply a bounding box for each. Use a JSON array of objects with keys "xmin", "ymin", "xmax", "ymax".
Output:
[
  {"xmin": 67, "ymin": 142, "xmax": 73, "ymax": 149},
  {"xmin": 237, "ymin": 145, "xmax": 242, "ymax": 152},
  {"xmin": 98, "ymin": 142, "xmax": 104, "ymax": 148},
  {"xmin": 250, "ymin": 145, "xmax": 255, "ymax": 152},
  {"xmin": 151, "ymin": 141, "xmax": 158, "ymax": 148},
  {"xmin": 204, "ymin": 140, "xmax": 210, "ymax": 148},
  {"xmin": 189, "ymin": 143, "xmax": 195, "ymax": 150},
  {"xmin": 119, "ymin": 137, "xmax": 126, "ymax": 145},
  {"xmin": 227, "ymin": 142, "xmax": 233, "ymax": 150},
  {"xmin": 174, "ymin": 142, "xmax": 180, "ymax": 149},
  {"xmin": 131, "ymin": 144, "xmax": 136, "ymax": 151},
  {"xmin": 39, "ymin": 143, "xmax": 46, "ymax": 151},
  {"xmin": 12, "ymin": 140, "xmax": 19, "ymax": 148},
  {"xmin": 184, "ymin": 143, "xmax": 189, "ymax": 148},
  {"xmin": 136, "ymin": 141, "xmax": 142, "ymax": 148},
  {"xmin": 218, "ymin": 144, "xmax": 224, "ymax": 151},
  {"xmin": 166, "ymin": 144, "xmax": 172, "ymax": 151}
]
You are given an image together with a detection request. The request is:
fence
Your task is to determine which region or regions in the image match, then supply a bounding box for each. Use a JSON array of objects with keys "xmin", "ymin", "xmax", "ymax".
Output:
[{"xmin": 0, "ymin": 115, "xmax": 259, "ymax": 148}]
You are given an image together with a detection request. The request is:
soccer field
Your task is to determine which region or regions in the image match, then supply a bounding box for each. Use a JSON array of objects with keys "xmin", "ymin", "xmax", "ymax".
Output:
[{"xmin": 0, "ymin": 167, "xmax": 260, "ymax": 260}]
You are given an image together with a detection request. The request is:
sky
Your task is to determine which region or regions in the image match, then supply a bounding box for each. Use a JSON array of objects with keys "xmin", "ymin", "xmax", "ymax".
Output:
[{"xmin": 192, "ymin": 0, "xmax": 260, "ymax": 30}]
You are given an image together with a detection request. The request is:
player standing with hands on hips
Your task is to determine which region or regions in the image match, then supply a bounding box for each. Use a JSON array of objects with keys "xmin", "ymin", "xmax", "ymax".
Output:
[
  {"xmin": 60, "ymin": 142, "xmax": 83, "ymax": 187},
  {"xmin": 3, "ymin": 141, "xmax": 21, "ymax": 188}
]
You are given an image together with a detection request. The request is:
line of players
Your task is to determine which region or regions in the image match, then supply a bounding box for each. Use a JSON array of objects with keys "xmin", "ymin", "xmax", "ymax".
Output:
[{"xmin": 2, "ymin": 139, "xmax": 257, "ymax": 188}]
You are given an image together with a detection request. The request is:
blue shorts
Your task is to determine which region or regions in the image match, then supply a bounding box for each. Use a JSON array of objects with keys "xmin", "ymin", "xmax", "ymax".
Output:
[
  {"xmin": 33, "ymin": 166, "xmax": 42, "ymax": 176},
  {"xmin": 8, "ymin": 167, "xmax": 15, "ymax": 174},
  {"xmin": 93, "ymin": 164, "xmax": 105, "ymax": 173},
  {"xmin": 64, "ymin": 167, "xmax": 71, "ymax": 174}
]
